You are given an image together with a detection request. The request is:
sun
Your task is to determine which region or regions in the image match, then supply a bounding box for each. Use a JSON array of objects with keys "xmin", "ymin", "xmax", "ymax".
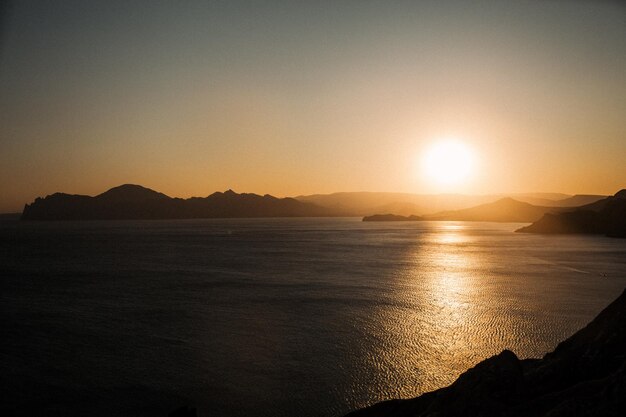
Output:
[{"xmin": 422, "ymin": 140, "xmax": 475, "ymax": 186}]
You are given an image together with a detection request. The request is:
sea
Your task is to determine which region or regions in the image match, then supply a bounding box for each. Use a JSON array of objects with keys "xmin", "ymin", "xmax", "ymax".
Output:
[{"xmin": 1, "ymin": 218, "xmax": 626, "ymax": 417}]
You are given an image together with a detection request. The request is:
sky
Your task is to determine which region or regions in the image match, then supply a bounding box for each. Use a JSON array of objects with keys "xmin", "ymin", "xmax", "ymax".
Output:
[{"xmin": 0, "ymin": 0, "xmax": 625, "ymax": 212}]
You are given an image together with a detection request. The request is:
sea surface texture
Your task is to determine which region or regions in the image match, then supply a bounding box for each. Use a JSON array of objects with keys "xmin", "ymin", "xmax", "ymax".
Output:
[{"xmin": 1, "ymin": 218, "xmax": 626, "ymax": 417}]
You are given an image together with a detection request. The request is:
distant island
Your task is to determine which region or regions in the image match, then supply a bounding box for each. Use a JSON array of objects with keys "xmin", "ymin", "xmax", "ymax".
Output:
[
  {"xmin": 345, "ymin": 287, "xmax": 626, "ymax": 417},
  {"xmin": 516, "ymin": 190, "xmax": 626, "ymax": 238},
  {"xmin": 363, "ymin": 214, "xmax": 423, "ymax": 222},
  {"xmin": 20, "ymin": 184, "xmax": 344, "ymax": 220}
]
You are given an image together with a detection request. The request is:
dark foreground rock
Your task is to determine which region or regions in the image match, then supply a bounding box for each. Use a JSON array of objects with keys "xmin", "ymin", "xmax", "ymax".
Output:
[
  {"xmin": 345, "ymin": 288, "xmax": 626, "ymax": 417},
  {"xmin": 516, "ymin": 189, "xmax": 626, "ymax": 238}
]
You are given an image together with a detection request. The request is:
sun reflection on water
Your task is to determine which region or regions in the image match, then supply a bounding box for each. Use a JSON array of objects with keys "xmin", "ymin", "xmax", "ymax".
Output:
[
  {"xmin": 426, "ymin": 225, "xmax": 478, "ymax": 361},
  {"xmin": 368, "ymin": 222, "xmax": 491, "ymax": 400}
]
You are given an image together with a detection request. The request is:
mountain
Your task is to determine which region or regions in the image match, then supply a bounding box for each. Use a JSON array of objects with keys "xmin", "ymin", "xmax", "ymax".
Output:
[
  {"xmin": 516, "ymin": 190, "xmax": 626, "ymax": 237},
  {"xmin": 95, "ymin": 184, "xmax": 170, "ymax": 202},
  {"xmin": 423, "ymin": 198, "xmax": 559, "ymax": 223},
  {"xmin": 345, "ymin": 288, "xmax": 626, "ymax": 417},
  {"xmin": 362, "ymin": 214, "xmax": 423, "ymax": 222},
  {"xmin": 20, "ymin": 184, "xmax": 342, "ymax": 220}
]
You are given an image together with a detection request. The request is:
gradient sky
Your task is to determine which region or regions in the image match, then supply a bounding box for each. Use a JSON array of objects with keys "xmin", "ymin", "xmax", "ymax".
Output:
[{"xmin": 1, "ymin": 0, "xmax": 625, "ymax": 212}]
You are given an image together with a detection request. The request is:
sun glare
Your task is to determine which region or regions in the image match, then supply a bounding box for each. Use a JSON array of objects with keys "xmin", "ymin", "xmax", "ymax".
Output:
[{"xmin": 422, "ymin": 140, "xmax": 475, "ymax": 186}]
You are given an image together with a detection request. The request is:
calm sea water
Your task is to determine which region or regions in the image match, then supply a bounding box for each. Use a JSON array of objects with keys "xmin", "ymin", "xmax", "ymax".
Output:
[{"xmin": 1, "ymin": 218, "xmax": 626, "ymax": 417}]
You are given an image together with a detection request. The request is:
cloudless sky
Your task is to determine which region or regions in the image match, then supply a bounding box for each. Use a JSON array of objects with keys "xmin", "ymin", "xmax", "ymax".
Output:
[{"xmin": 1, "ymin": 0, "xmax": 625, "ymax": 211}]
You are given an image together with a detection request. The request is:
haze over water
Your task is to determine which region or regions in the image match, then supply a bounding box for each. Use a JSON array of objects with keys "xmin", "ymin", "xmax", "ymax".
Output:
[{"xmin": 2, "ymin": 218, "xmax": 625, "ymax": 417}]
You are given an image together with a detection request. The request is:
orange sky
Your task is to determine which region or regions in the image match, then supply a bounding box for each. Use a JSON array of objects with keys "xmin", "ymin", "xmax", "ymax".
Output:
[{"xmin": 1, "ymin": 1, "xmax": 625, "ymax": 212}]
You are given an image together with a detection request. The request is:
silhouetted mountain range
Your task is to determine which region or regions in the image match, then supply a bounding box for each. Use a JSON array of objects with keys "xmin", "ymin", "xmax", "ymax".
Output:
[
  {"xmin": 296, "ymin": 192, "xmax": 605, "ymax": 217},
  {"xmin": 20, "ymin": 184, "xmax": 342, "ymax": 220},
  {"xmin": 345, "ymin": 287, "xmax": 626, "ymax": 417},
  {"xmin": 516, "ymin": 190, "xmax": 626, "ymax": 237},
  {"xmin": 18, "ymin": 185, "xmax": 617, "ymax": 223}
]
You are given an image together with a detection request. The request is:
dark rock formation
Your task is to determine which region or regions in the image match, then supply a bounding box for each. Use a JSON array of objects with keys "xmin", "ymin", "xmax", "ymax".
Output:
[
  {"xmin": 516, "ymin": 190, "xmax": 626, "ymax": 237},
  {"xmin": 362, "ymin": 214, "xmax": 423, "ymax": 222},
  {"xmin": 345, "ymin": 288, "xmax": 626, "ymax": 417},
  {"xmin": 21, "ymin": 184, "xmax": 343, "ymax": 220}
]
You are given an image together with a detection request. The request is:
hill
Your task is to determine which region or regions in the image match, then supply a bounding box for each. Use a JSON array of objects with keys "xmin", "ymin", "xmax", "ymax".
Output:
[
  {"xmin": 345, "ymin": 287, "xmax": 626, "ymax": 417},
  {"xmin": 20, "ymin": 184, "xmax": 342, "ymax": 220},
  {"xmin": 516, "ymin": 190, "xmax": 626, "ymax": 237},
  {"xmin": 423, "ymin": 198, "xmax": 559, "ymax": 223}
]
